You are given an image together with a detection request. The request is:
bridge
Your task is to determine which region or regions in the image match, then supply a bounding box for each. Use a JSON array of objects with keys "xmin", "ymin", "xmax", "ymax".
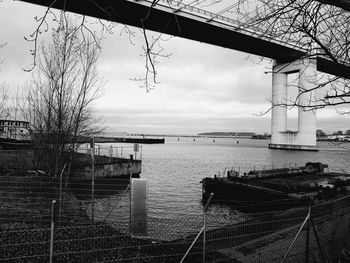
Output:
[{"xmin": 18, "ymin": 0, "xmax": 350, "ymax": 150}]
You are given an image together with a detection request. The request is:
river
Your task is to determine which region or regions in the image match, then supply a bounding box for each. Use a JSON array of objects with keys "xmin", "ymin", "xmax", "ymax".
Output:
[
  {"xmin": 91, "ymin": 137, "xmax": 350, "ymax": 239},
  {"xmin": 137, "ymin": 137, "xmax": 350, "ymax": 219}
]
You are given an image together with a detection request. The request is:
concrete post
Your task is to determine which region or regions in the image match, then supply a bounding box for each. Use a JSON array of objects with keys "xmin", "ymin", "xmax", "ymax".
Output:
[
  {"xmin": 271, "ymin": 60, "xmax": 288, "ymax": 145},
  {"xmin": 269, "ymin": 59, "xmax": 318, "ymax": 151},
  {"xmin": 297, "ymin": 60, "xmax": 317, "ymax": 147}
]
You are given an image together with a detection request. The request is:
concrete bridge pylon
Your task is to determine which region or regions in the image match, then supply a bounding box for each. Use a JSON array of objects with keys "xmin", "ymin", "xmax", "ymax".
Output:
[{"xmin": 269, "ymin": 59, "xmax": 318, "ymax": 151}]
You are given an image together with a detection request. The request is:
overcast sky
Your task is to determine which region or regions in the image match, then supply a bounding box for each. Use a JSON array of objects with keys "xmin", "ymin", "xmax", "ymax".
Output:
[{"xmin": 1, "ymin": 1, "xmax": 349, "ymax": 135}]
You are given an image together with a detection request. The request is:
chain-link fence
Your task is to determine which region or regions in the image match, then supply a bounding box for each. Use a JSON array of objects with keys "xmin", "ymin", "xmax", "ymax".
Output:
[
  {"xmin": 1, "ymin": 173, "xmax": 350, "ymax": 262},
  {"xmin": 0, "ymin": 150, "xmax": 34, "ymax": 171}
]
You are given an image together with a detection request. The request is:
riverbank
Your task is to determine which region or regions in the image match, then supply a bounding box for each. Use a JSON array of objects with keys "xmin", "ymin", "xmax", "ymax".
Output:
[
  {"xmin": 0, "ymin": 171, "xmax": 236, "ymax": 262},
  {"xmin": 1, "ymin": 171, "xmax": 350, "ymax": 262}
]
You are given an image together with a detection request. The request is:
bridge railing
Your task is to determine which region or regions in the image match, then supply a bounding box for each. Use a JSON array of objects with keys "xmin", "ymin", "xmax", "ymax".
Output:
[{"xmin": 153, "ymin": 0, "xmax": 307, "ymax": 52}]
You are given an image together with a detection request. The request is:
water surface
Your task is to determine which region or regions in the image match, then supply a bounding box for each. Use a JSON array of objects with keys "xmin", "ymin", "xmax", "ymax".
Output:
[{"xmin": 139, "ymin": 137, "xmax": 350, "ymax": 219}]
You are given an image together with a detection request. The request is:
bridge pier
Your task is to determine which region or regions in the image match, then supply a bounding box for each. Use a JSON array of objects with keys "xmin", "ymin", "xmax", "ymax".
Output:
[{"xmin": 269, "ymin": 59, "xmax": 318, "ymax": 151}]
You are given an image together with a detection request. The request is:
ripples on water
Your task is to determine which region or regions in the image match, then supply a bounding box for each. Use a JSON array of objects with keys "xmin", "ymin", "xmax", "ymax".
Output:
[
  {"xmin": 138, "ymin": 137, "xmax": 350, "ymax": 220},
  {"xmin": 86, "ymin": 137, "xmax": 350, "ymax": 240},
  {"xmin": 94, "ymin": 137, "xmax": 350, "ymax": 239}
]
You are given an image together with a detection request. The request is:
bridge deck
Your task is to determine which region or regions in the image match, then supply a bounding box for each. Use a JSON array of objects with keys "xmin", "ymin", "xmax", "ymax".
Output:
[{"xmin": 19, "ymin": 0, "xmax": 350, "ymax": 79}]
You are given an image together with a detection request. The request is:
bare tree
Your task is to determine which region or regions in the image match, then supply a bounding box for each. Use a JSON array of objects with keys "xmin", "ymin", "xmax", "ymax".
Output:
[
  {"xmin": 131, "ymin": 32, "xmax": 172, "ymax": 92},
  {"xmin": 22, "ymin": 0, "xmax": 171, "ymax": 92},
  {"xmin": 0, "ymin": 43, "xmax": 10, "ymax": 119},
  {"xmin": 0, "ymin": 83, "xmax": 9, "ymax": 119},
  {"xmin": 24, "ymin": 18, "xmax": 103, "ymax": 176},
  {"xmin": 240, "ymin": 0, "xmax": 350, "ymax": 112},
  {"xmin": 13, "ymin": 0, "xmax": 350, "ymax": 101}
]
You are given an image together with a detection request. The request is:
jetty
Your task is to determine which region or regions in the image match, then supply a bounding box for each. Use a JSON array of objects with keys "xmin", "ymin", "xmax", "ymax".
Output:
[{"xmin": 77, "ymin": 136, "xmax": 165, "ymax": 144}]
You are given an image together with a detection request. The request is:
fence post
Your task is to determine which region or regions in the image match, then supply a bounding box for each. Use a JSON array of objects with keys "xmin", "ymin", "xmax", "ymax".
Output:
[
  {"xmin": 305, "ymin": 204, "xmax": 311, "ymax": 263},
  {"xmin": 102, "ymin": 185, "xmax": 131, "ymax": 223},
  {"xmin": 281, "ymin": 206, "xmax": 310, "ymax": 263},
  {"xmin": 59, "ymin": 164, "xmax": 67, "ymax": 225},
  {"xmin": 109, "ymin": 145, "xmax": 113, "ymax": 162},
  {"xmin": 90, "ymin": 138, "xmax": 95, "ymax": 223},
  {"xmin": 49, "ymin": 200, "xmax": 57, "ymax": 263},
  {"xmin": 310, "ymin": 218, "xmax": 327, "ymax": 263},
  {"xmin": 180, "ymin": 193, "xmax": 214, "ymax": 263},
  {"xmin": 203, "ymin": 193, "xmax": 214, "ymax": 263},
  {"xmin": 180, "ymin": 226, "xmax": 205, "ymax": 263}
]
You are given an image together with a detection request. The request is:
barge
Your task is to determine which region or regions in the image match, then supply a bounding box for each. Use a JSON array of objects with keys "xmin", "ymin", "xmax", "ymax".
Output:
[{"xmin": 201, "ymin": 162, "xmax": 350, "ymax": 211}]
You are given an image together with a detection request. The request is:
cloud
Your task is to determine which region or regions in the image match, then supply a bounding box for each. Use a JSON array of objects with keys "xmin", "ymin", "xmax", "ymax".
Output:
[
  {"xmin": 100, "ymin": 106, "xmax": 271, "ymax": 134},
  {"xmin": 1, "ymin": 1, "xmax": 348, "ymax": 135},
  {"xmin": 95, "ymin": 34, "xmax": 273, "ymax": 134}
]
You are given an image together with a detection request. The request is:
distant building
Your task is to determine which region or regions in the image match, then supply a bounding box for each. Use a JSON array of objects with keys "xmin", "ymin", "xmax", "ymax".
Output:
[
  {"xmin": 316, "ymin": 129, "xmax": 326, "ymax": 137},
  {"xmin": 0, "ymin": 119, "xmax": 30, "ymax": 140},
  {"xmin": 326, "ymin": 135, "xmax": 350, "ymax": 141}
]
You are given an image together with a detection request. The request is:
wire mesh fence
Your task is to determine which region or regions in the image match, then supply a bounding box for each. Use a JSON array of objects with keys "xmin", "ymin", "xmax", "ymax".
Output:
[
  {"xmin": 1, "ymin": 172, "xmax": 350, "ymax": 262},
  {"xmin": 0, "ymin": 150, "xmax": 34, "ymax": 171}
]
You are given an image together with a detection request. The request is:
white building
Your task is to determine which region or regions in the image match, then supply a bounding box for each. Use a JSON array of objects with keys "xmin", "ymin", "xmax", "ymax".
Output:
[{"xmin": 0, "ymin": 119, "xmax": 30, "ymax": 140}]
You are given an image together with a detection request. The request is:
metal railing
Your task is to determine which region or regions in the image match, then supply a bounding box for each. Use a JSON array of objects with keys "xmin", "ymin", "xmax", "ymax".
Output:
[
  {"xmin": 0, "ymin": 145, "xmax": 142, "ymax": 173},
  {"xmin": 78, "ymin": 145, "xmax": 143, "ymax": 161},
  {"xmin": 141, "ymin": 0, "xmax": 308, "ymax": 52}
]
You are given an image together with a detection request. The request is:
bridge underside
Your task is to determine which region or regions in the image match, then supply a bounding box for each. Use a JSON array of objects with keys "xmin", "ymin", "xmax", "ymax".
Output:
[
  {"xmin": 17, "ymin": 0, "xmax": 350, "ymax": 152},
  {"xmin": 19, "ymin": 0, "xmax": 350, "ymax": 79}
]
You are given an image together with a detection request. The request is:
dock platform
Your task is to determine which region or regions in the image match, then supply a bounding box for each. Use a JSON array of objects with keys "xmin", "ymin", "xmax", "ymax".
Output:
[{"xmin": 79, "ymin": 136, "xmax": 165, "ymax": 144}]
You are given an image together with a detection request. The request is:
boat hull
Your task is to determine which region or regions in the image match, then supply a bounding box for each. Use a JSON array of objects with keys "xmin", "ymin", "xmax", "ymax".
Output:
[{"xmin": 201, "ymin": 177, "xmax": 307, "ymax": 211}]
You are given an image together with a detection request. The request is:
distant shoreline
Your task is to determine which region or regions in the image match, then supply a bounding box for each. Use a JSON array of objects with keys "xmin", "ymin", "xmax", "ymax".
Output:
[
  {"xmin": 118, "ymin": 132, "xmax": 262, "ymax": 138},
  {"xmin": 198, "ymin": 132, "xmax": 256, "ymax": 137}
]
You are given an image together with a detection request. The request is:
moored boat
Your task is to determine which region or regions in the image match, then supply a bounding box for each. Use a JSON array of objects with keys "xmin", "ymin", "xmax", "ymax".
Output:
[{"xmin": 201, "ymin": 162, "xmax": 350, "ymax": 211}]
